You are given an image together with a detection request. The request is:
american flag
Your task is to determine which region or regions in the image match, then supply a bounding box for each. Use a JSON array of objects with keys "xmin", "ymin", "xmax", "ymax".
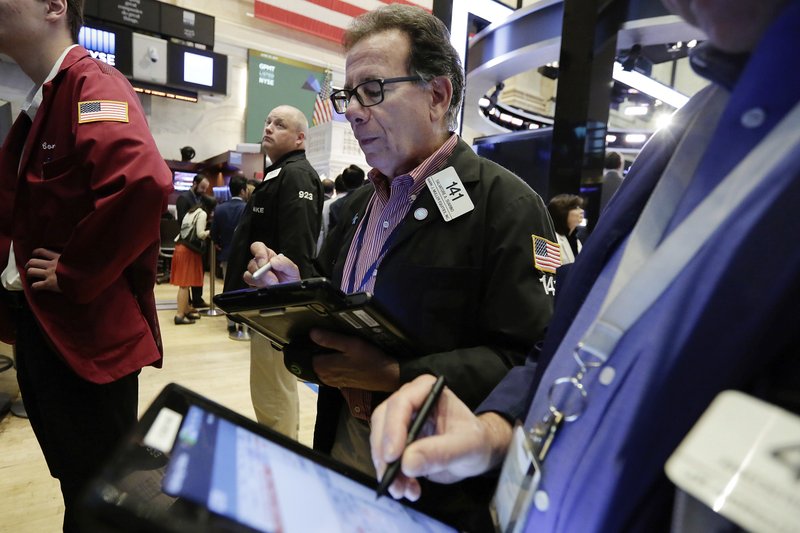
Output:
[
  {"xmin": 533, "ymin": 235, "xmax": 561, "ymax": 273},
  {"xmin": 78, "ymin": 100, "xmax": 128, "ymax": 124},
  {"xmin": 313, "ymin": 69, "xmax": 333, "ymax": 126},
  {"xmin": 254, "ymin": 0, "xmax": 433, "ymax": 44}
]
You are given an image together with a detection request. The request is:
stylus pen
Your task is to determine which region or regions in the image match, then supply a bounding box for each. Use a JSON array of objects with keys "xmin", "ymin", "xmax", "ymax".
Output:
[
  {"xmin": 376, "ymin": 375, "xmax": 447, "ymax": 498},
  {"xmin": 252, "ymin": 253, "xmax": 283, "ymax": 281}
]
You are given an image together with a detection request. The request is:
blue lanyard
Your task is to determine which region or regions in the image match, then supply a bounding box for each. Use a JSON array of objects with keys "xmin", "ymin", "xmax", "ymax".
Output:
[{"xmin": 345, "ymin": 201, "xmax": 402, "ymax": 294}]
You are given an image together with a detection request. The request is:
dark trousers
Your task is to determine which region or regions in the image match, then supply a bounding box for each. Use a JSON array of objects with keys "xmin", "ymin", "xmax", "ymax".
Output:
[
  {"xmin": 191, "ymin": 285, "xmax": 204, "ymax": 306},
  {"xmin": 13, "ymin": 298, "xmax": 139, "ymax": 533}
]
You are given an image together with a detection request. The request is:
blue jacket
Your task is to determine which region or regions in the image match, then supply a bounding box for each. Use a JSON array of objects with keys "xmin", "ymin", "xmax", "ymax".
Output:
[
  {"xmin": 212, "ymin": 197, "xmax": 246, "ymax": 262},
  {"xmin": 479, "ymin": 3, "xmax": 800, "ymax": 530}
]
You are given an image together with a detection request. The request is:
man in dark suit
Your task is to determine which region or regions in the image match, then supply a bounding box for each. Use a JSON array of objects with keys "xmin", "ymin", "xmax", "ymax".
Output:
[
  {"xmin": 176, "ymin": 173, "xmax": 210, "ymax": 307},
  {"xmin": 213, "ymin": 175, "xmax": 248, "ymax": 335},
  {"xmin": 370, "ymin": 0, "xmax": 800, "ymax": 531},
  {"xmin": 212, "ymin": 175, "xmax": 248, "ymax": 280}
]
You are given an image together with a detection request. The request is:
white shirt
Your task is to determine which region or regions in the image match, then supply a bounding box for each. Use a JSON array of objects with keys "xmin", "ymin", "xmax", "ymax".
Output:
[{"xmin": 2, "ymin": 45, "xmax": 78, "ymax": 291}]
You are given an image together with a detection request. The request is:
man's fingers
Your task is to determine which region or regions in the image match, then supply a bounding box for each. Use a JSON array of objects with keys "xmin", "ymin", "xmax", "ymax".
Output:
[{"xmin": 31, "ymin": 248, "xmax": 59, "ymax": 260}]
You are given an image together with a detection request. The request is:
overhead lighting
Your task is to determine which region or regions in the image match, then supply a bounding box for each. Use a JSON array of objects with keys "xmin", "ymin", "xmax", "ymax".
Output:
[
  {"xmin": 655, "ymin": 112, "xmax": 674, "ymax": 130},
  {"xmin": 478, "ymin": 97, "xmax": 490, "ymax": 107},
  {"xmin": 624, "ymin": 105, "xmax": 650, "ymax": 116},
  {"xmin": 606, "ymin": 134, "xmax": 617, "ymax": 143},
  {"xmin": 687, "ymin": 39, "xmax": 698, "ymax": 48},
  {"xmin": 625, "ymin": 133, "xmax": 648, "ymax": 144},
  {"xmin": 613, "ymin": 62, "xmax": 689, "ymax": 109}
]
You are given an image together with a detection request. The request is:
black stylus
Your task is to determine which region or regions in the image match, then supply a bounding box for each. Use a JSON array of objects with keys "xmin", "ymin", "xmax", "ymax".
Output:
[{"xmin": 376, "ymin": 375, "xmax": 447, "ymax": 498}]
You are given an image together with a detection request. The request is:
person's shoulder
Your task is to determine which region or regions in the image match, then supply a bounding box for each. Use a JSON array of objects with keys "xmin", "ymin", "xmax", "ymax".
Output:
[{"xmin": 68, "ymin": 53, "xmax": 132, "ymax": 89}]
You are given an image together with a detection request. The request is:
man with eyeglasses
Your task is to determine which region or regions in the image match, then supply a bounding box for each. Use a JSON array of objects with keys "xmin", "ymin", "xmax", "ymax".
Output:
[
  {"xmin": 244, "ymin": 4, "xmax": 555, "ymax": 529},
  {"xmin": 369, "ymin": 0, "xmax": 800, "ymax": 532}
]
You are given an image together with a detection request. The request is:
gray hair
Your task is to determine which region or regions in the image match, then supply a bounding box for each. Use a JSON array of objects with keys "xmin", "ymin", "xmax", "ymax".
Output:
[{"xmin": 344, "ymin": 4, "xmax": 464, "ymax": 130}]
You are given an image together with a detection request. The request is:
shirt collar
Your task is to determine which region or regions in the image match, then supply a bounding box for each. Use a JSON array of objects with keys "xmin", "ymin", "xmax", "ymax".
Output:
[
  {"xmin": 23, "ymin": 44, "xmax": 79, "ymax": 121},
  {"xmin": 688, "ymin": 42, "xmax": 750, "ymax": 92},
  {"xmin": 368, "ymin": 133, "xmax": 459, "ymax": 193}
]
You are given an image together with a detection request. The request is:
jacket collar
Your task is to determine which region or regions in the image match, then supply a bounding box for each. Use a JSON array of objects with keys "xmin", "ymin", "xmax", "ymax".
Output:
[{"xmin": 265, "ymin": 149, "xmax": 306, "ymax": 172}]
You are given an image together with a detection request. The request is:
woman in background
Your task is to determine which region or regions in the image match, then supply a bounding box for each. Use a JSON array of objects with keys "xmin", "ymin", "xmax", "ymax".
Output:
[
  {"xmin": 547, "ymin": 194, "xmax": 585, "ymax": 265},
  {"xmin": 171, "ymin": 199, "xmax": 212, "ymax": 324}
]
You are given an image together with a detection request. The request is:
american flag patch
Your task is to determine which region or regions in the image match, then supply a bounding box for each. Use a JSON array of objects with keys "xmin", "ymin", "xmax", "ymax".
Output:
[
  {"xmin": 78, "ymin": 100, "xmax": 128, "ymax": 124},
  {"xmin": 533, "ymin": 235, "xmax": 561, "ymax": 273}
]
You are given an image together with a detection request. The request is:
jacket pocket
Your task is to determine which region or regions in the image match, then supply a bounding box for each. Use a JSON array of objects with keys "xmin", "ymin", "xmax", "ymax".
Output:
[{"xmin": 27, "ymin": 155, "xmax": 93, "ymax": 246}]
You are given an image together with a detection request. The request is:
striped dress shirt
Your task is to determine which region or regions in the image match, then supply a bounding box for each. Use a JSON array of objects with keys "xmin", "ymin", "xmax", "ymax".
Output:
[{"xmin": 339, "ymin": 133, "xmax": 458, "ymax": 420}]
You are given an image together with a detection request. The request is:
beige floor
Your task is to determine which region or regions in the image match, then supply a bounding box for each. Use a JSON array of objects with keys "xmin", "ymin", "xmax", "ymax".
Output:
[{"xmin": 0, "ymin": 275, "xmax": 318, "ymax": 533}]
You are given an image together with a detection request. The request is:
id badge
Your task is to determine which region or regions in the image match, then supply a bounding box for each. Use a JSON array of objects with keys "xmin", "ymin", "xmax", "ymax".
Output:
[
  {"xmin": 491, "ymin": 423, "xmax": 540, "ymax": 533},
  {"xmin": 425, "ymin": 166, "xmax": 474, "ymax": 222},
  {"xmin": 665, "ymin": 391, "xmax": 800, "ymax": 533}
]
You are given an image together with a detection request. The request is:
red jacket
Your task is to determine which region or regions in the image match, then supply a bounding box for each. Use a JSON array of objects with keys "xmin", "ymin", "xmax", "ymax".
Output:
[{"xmin": 0, "ymin": 46, "xmax": 173, "ymax": 383}]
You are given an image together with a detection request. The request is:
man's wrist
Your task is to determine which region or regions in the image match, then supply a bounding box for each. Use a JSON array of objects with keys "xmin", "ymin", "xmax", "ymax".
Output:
[{"xmin": 478, "ymin": 412, "xmax": 514, "ymax": 468}]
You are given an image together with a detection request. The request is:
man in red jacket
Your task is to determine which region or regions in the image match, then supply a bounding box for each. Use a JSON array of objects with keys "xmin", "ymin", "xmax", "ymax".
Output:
[{"xmin": 0, "ymin": 1, "xmax": 172, "ymax": 530}]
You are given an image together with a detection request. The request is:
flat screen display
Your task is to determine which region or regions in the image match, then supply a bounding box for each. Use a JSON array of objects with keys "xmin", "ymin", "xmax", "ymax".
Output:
[
  {"xmin": 173, "ymin": 171, "xmax": 195, "ymax": 192},
  {"xmin": 167, "ymin": 42, "xmax": 227, "ymax": 94},
  {"xmin": 79, "ymin": 20, "xmax": 133, "ymax": 76}
]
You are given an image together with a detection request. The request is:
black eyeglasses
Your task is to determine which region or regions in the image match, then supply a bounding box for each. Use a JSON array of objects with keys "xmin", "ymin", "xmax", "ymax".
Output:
[{"xmin": 329, "ymin": 76, "xmax": 423, "ymax": 114}]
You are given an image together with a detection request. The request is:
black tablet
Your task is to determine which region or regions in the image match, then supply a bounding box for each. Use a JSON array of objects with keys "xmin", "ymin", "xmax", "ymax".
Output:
[
  {"xmin": 213, "ymin": 278, "xmax": 418, "ymax": 360},
  {"xmin": 78, "ymin": 383, "xmax": 457, "ymax": 533}
]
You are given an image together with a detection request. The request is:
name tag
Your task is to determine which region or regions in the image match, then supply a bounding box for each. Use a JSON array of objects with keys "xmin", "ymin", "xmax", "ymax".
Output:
[
  {"xmin": 425, "ymin": 166, "xmax": 474, "ymax": 222},
  {"xmin": 666, "ymin": 391, "xmax": 800, "ymax": 532},
  {"xmin": 492, "ymin": 424, "xmax": 540, "ymax": 533},
  {"xmin": 264, "ymin": 168, "xmax": 281, "ymax": 182}
]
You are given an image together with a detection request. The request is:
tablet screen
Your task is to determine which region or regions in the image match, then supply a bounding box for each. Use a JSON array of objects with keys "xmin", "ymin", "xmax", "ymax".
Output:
[{"xmin": 156, "ymin": 405, "xmax": 456, "ymax": 533}]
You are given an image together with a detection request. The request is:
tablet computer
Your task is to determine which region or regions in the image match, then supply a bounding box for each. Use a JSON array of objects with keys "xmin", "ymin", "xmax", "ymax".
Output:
[
  {"xmin": 213, "ymin": 278, "xmax": 418, "ymax": 360},
  {"xmin": 78, "ymin": 383, "xmax": 457, "ymax": 533}
]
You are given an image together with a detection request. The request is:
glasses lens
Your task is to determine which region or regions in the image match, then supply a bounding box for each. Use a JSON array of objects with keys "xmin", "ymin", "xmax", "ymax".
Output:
[
  {"xmin": 356, "ymin": 80, "xmax": 384, "ymax": 107},
  {"xmin": 330, "ymin": 92, "xmax": 349, "ymax": 114}
]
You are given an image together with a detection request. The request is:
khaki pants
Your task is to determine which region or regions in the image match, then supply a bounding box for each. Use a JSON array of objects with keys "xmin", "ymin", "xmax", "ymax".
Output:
[{"xmin": 250, "ymin": 332, "xmax": 299, "ymax": 439}]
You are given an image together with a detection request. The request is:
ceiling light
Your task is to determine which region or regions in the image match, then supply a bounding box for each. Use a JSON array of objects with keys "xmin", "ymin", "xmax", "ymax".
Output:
[
  {"xmin": 624, "ymin": 105, "xmax": 650, "ymax": 116},
  {"xmin": 655, "ymin": 113, "xmax": 674, "ymax": 130},
  {"xmin": 606, "ymin": 134, "xmax": 617, "ymax": 143},
  {"xmin": 625, "ymin": 133, "xmax": 648, "ymax": 144},
  {"xmin": 613, "ymin": 62, "xmax": 689, "ymax": 109}
]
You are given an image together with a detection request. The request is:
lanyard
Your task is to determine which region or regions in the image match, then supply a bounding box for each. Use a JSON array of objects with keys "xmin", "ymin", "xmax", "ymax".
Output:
[
  {"xmin": 583, "ymin": 93, "xmax": 800, "ymax": 362},
  {"xmin": 345, "ymin": 198, "xmax": 402, "ymax": 294}
]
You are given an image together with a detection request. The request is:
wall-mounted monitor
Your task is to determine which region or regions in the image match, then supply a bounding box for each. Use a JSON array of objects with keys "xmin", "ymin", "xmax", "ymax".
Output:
[
  {"xmin": 79, "ymin": 20, "xmax": 133, "ymax": 77},
  {"xmin": 167, "ymin": 43, "xmax": 227, "ymax": 95},
  {"xmin": 173, "ymin": 171, "xmax": 196, "ymax": 192},
  {"xmin": 96, "ymin": 0, "xmax": 160, "ymax": 34},
  {"xmin": 160, "ymin": 3, "xmax": 215, "ymax": 48}
]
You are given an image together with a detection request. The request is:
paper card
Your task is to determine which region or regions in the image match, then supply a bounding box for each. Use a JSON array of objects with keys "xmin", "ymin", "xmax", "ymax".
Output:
[
  {"xmin": 143, "ymin": 407, "xmax": 183, "ymax": 453},
  {"xmin": 425, "ymin": 167, "xmax": 474, "ymax": 222},
  {"xmin": 665, "ymin": 390, "xmax": 800, "ymax": 533}
]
